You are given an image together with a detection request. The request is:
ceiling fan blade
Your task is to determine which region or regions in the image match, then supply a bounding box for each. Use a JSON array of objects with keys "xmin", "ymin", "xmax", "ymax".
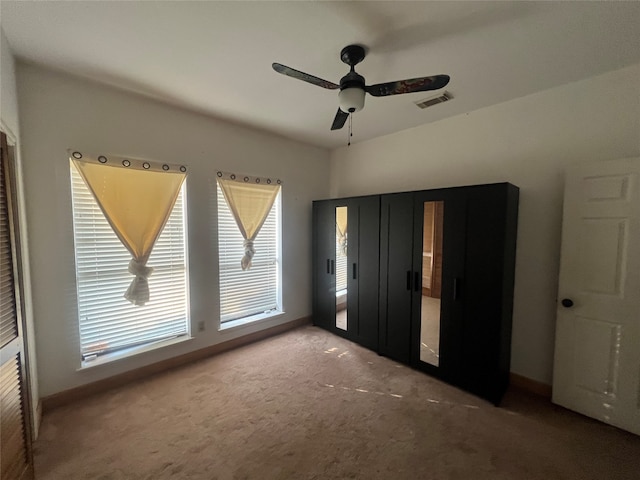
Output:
[
  {"xmin": 272, "ymin": 63, "xmax": 339, "ymax": 90},
  {"xmin": 331, "ymin": 108, "xmax": 349, "ymax": 131},
  {"xmin": 365, "ymin": 75, "xmax": 450, "ymax": 97}
]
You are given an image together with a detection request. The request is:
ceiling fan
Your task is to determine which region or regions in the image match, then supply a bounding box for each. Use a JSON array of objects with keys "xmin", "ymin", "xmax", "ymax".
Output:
[{"xmin": 272, "ymin": 45, "xmax": 450, "ymax": 131}]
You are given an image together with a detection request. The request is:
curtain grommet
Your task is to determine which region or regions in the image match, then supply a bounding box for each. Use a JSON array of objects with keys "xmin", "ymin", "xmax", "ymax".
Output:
[
  {"xmin": 162, "ymin": 164, "xmax": 170, "ymax": 171},
  {"xmin": 98, "ymin": 156, "xmax": 107, "ymax": 164},
  {"xmin": 72, "ymin": 151, "xmax": 83, "ymax": 159},
  {"xmin": 122, "ymin": 159, "xmax": 131, "ymax": 167},
  {"xmin": 180, "ymin": 166, "xmax": 187, "ymax": 173},
  {"xmin": 142, "ymin": 162, "xmax": 150, "ymax": 170}
]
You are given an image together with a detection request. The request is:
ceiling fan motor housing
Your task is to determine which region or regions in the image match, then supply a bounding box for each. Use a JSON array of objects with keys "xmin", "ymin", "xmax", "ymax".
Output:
[
  {"xmin": 340, "ymin": 45, "xmax": 366, "ymax": 67},
  {"xmin": 339, "ymin": 71, "xmax": 366, "ymax": 113}
]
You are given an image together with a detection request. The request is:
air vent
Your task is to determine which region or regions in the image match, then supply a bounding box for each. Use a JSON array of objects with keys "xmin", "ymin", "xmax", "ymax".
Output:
[{"xmin": 415, "ymin": 92, "xmax": 452, "ymax": 109}]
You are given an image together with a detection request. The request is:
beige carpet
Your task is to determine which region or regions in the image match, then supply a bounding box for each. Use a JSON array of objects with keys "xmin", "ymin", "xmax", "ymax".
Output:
[{"xmin": 35, "ymin": 326, "xmax": 640, "ymax": 480}]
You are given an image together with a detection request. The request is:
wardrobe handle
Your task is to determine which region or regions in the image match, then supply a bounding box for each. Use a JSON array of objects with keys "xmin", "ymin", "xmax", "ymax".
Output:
[
  {"xmin": 330, "ymin": 260, "xmax": 335, "ymax": 275},
  {"xmin": 414, "ymin": 272, "xmax": 420, "ymax": 292},
  {"xmin": 352, "ymin": 263, "xmax": 357, "ymax": 280},
  {"xmin": 326, "ymin": 259, "xmax": 330, "ymax": 274},
  {"xmin": 453, "ymin": 278, "xmax": 460, "ymax": 300},
  {"xmin": 406, "ymin": 271, "xmax": 412, "ymax": 291}
]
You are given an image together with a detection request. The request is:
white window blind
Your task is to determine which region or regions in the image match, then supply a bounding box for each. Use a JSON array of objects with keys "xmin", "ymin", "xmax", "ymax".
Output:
[
  {"xmin": 70, "ymin": 163, "xmax": 189, "ymax": 361},
  {"xmin": 335, "ymin": 229, "xmax": 348, "ymax": 293},
  {"xmin": 217, "ymin": 183, "xmax": 280, "ymax": 323}
]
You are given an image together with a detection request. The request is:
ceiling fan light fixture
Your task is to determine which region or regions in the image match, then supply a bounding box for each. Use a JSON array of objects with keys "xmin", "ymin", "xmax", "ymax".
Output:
[
  {"xmin": 339, "ymin": 87, "xmax": 365, "ymax": 113},
  {"xmin": 273, "ymin": 44, "xmax": 451, "ymax": 131}
]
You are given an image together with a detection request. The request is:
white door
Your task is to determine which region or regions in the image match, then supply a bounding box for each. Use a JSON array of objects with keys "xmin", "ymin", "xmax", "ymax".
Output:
[{"xmin": 553, "ymin": 157, "xmax": 640, "ymax": 435}]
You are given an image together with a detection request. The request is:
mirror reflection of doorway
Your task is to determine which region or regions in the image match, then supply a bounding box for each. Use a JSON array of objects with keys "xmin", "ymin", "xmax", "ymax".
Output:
[
  {"xmin": 335, "ymin": 206, "xmax": 348, "ymax": 331},
  {"xmin": 420, "ymin": 201, "xmax": 444, "ymax": 366}
]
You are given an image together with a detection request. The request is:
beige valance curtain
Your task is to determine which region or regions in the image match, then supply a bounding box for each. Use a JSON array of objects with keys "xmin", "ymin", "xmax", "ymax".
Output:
[
  {"xmin": 336, "ymin": 206, "xmax": 348, "ymax": 257},
  {"xmin": 217, "ymin": 172, "xmax": 281, "ymax": 270},
  {"xmin": 70, "ymin": 150, "xmax": 186, "ymax": 305}
]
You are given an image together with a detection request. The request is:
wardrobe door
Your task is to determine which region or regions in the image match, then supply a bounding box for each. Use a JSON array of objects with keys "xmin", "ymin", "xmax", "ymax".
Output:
[
  {"xmin": 348, "ymin": 196, "xmax": 379, "ymax": 350},
  {"xmin": 458, "ymin": 184, "xmax": 519, "ymax": 404},
  {"xmin": 411, "ymin": 190, "xmax": 467, "ymax": 383},
  {"xmin": 314, "ymin": 196, "xmax": 380, "ymax": 349},
  {"xmin": 379, "ymin": 193, "xmax": 414, "ymax": 363},
  {"xmin": 312, "ymin": 200, "xmax": 336, "ymax": 330}
]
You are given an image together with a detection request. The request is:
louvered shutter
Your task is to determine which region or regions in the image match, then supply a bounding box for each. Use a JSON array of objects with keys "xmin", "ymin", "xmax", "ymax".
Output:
[
  {"xmin": 0, "ymin": 146, "xmax": 18, "ymax": 347},
  {"xmin": 1, "ymin": 355, "xmax": 28, "ymax": 480},
  {"xmin": 1, "ymin": 132, "xmax": 32, "ymax": 479},
  {"xmin": 217, "ymin": 183, "xmax": 280, "ymax": 323},
  {"xmin": 70, "ymin": 163, "xmax": 189, "ymax": 360}
]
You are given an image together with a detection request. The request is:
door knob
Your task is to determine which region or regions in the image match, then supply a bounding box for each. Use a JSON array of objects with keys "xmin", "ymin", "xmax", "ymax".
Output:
[{"xmin": 561, "ymin": 298, "xmax": 574, "ymax": 308}]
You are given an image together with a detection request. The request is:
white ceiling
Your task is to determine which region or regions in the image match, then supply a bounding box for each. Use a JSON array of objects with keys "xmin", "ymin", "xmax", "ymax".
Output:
[{"xmin": 2, "ymin": 1, "xmax": 639, "ymax": 149}]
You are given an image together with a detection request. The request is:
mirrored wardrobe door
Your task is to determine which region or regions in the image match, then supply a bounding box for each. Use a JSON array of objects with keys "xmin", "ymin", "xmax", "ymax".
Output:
[
  {"xmin": 418, "ymin": 201, "xmax": 444, "ymax": 367},
  {"xmin": 335, "ymin": 205, "xmax": 348, "ymax": 331},
  {"xmin": 411, "ymin": 192, "xmax": 467, "ymax": 379}
]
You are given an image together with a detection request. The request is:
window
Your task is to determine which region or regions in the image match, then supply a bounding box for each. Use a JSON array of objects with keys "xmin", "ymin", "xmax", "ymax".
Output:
[
  {"xmin": 217, "ymin": 182, "xmax": 281, "ymax": 324},
  {"xmin": 70, "ymin": 162, "xmax": 189, "ymax": 363}
]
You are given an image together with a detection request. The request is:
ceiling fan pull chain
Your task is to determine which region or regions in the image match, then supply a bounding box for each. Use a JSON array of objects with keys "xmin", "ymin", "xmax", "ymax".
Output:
[{"xmin": 347, "ymin": 114, "xmax": 350, "ymax": 146}]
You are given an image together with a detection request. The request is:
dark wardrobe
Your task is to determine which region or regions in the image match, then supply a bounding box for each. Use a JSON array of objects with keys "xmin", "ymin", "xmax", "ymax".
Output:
[
  {"xmin": 312, "ymin": 195, "xmax": 380, "ymax": 350},
  {"xmin": 312, "ymin": 183, "xmax": 519, "ymax": 404}
]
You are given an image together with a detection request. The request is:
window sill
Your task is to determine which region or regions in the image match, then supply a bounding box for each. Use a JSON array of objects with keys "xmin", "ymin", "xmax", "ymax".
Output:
[
  {"xmin": 219, "ymin": 310, "xmax": 285, "ymax": 332},
  {"xmin": 78, "ymin": 334, "xmax": 193, "ymax": 370}
]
